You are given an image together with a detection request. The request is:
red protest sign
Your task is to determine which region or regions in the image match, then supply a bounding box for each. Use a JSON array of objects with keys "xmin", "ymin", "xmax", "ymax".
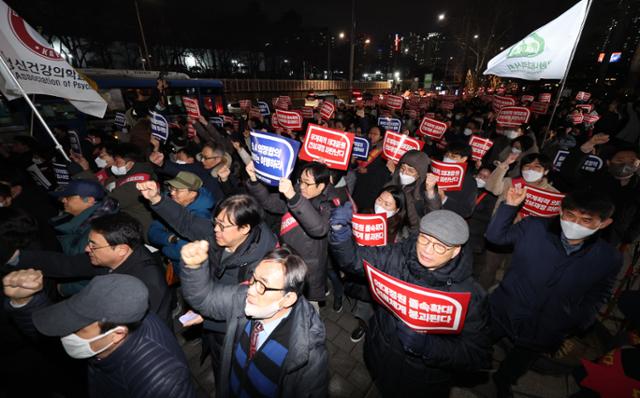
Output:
[
  {"xmin": 576, "ymin": 104, "xmax": 593, "ymax": 113},
  {"xmin": 519, "ymin": 185, "xmax": 565, "ymax": 218},
  {"xmin": 385, "ymin": 95, "xmax": 404, "ymax": 110},
  {"xmin": 320, "ymin": 101, "xmax": 335, "ymax": 120},
  {"xmin": 469, "ymin": 136, "xmax": 494, "ymax": 161},
  {"xmin": 583, "ymin": 113, "xmax": 601, "ymax": 124},
  {"xmin": 538, "ymin": 93, "xmax": 552, "ymax": 103},
  {"xmin": 570, "ymin": 112, "xmax": 584, "ymax": 125},
  {"xmin": 239, "ymin": 99, "xmax": 251, "ymax": 110},
  {"xmin": 521, "ymin": 95, "xmax": 534, "ymax": 103},
  {"xmin": 364, "ymin": 260, "xmax": 471, "ymax": 334},
  {"xmin": 187, "ymin": 122, "xmax": 196, "ymax": 138},
  {"xmin": 299, "ymin": 124, "xmax": 354, "ymax": 170},
  {"xmin": 301, "ymin": 106, "xmax": 314, "ymax": 119},
  {"xmin": 430, "ymin": 160, "xmax": 467, "ymax": 191},
  {"xmin": 352, "ymin": 214, "xmax": 387, "ymax": 246},
  {"xmin": 530, "ymin": 101, "xmax": 549, "ymax": 114},
  {"xmin": 576, "ymin": 91, "xmax": 591, "ymax": 102},
  {"xmin": 182, "ymin": 97, "xmax": 201, "ymax": 119},
  {"xmin": 275, "ymin": 109, "xmax": 303, "ymax": 131},
  {"xmin": 497, "ymin": 106, "xmax": 531, "ymax": 126},
  {"xmin": 382, "ymin": 131, "xmax": 424, "ymax": 163},
  {"xmin": 418, "ymin": 117, "xmax": 447, "ymax": 140},
  {"xmin": 492, "ymin": 95, "xmax": 517, "ymax": 112}
]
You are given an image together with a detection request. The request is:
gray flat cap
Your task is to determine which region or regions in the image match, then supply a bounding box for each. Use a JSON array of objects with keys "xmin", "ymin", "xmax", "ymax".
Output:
[
  {"xmin": 419, "ymin": 210, "xmax": 469, "ymax": 246},
  {"xmin": 33, "ymin": 274, "xmax": 149, "ymax": 337}
]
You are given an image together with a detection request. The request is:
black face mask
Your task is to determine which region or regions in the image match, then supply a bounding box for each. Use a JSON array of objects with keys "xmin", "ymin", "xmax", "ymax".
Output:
[{"xmin": 609, "ymin": 163, "xmax": 638, "ymax": 179}]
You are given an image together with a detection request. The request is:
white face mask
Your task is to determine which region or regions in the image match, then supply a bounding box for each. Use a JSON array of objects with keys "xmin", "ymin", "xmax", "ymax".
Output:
[
  {"xmin": 94, "ymin": 157, "xmax": 108, "ymax": 169},
  {"xmin": 60, "ymin": 327, "xmax": 123, "ymax": 359},
  {"xmin": 475, "ymin": 178, "xmax": 486, "ymax": 188},
  {"xmin": 245, "ymin": 298, "xmax": 282, "ymax": 319},
  {"xmin": 463, "ymin": 128, "xmax": 473, "ymax": 136},
  {"xmin": 560, "ymin": 219, "xmax": 599, "ymax": 240},
  {"xmin": 399, "ymin": 173, "xmax": 416, "ymax": 186},
  {"xmin": 505, "ymin": 130, "xmax": 521, "ymax": 139},
  {"xmin": 110, "ymin": 164, "xmax": 129, "ymax": 176},
  {"xmin": 442, "ymin": 156, "xmax": 457, "ymax": 163},
  {"xmin": 174, "ymin": 160, "xmax": 187, "ymax": 165},
  {"xmin": 510, "ymin": 147, "xmax": 522, "ymax": 155},
  {"xmin": 522, "ymin": 169, "xmax": 544, "ymax": 183},
  {"xmin": 374, "ymin": 204, "xmax": 398, "ymax": 218}
]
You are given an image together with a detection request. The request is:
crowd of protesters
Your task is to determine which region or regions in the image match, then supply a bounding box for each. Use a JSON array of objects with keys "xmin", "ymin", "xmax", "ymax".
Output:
[{"xmin": 1, "ymin": 76, "xmax": 640, "ymax": 398}]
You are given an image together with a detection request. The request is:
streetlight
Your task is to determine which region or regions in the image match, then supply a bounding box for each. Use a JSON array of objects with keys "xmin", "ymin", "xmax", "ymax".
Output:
[
  {"xmin": 364, "ymin": 38, "xmax": 371, "ymax": 44},
  {"xmin": 473, "ymin": 34, "xmax": 479, "ymax": 39},
  {"xmin": 438, "ymin": 13, "xmax": 445, "ymax": 21},
  {"xmin": 339, "ymin": 32, "xmax": 345, "ymax": 39}
]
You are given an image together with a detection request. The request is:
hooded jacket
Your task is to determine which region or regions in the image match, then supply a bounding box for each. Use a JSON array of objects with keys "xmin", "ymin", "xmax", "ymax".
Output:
[
  {"xmin": 330, "ymin": 233, "xmax": 492, "ymax": 394},
  {"xmin": 181, "ymin": 258, "xmax": 328, "ymax": 398},
  {"xmin": 386, "ymin": 150, "xmax": 431, "ymax": 230}
]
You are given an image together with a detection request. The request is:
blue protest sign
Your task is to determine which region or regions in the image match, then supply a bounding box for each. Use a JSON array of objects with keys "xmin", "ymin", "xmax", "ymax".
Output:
[
  {"xmin": 257, "ymin": 101, "xmax": 271, "ymax": 116},
  {"xmin": 209, "ymin": 117, "xmax": 224, "ymax": 128},
  {"xmin": 52, "ymin": 162, "xmax": 70, "ymax": 186},
  {"xmin": 150, "ymin": 111, "xmax": 169, "ymax": 141},
  {"xmin": 378, "ymin": 117, "xmax": 402, "ymax": 133},
  {"xmin": 553, "ymin": 150, "xmax": 603, "ymax": 172},
  {"xmin": 114, "ymin": 112, "xmax": 126, "ymax": 128},
  {"xmin": 352, "ymin": 136, "xmax": 370, "ymax": 159},
  {"xmin": 250, "ymin": 130, "xmax": 300, "ymax": 186}
]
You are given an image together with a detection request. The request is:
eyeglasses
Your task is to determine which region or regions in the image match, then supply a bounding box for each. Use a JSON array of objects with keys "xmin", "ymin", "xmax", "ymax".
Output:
[
  {"xmin": 198, "ymin": 153, "xmax": 222, "ymax": 161},
  {"xmin": 416, "ymin": 234, "xmax": 454, "ymax": 255},
  {"xmin": 87, "ymin": 243, "xmax": 112, "ymax": 252},
  {"xmin": 248, "ymin": 276, "xmax": 286, "ymax": 295},
  {"xmin": 297, "ymin": 179, "xmax": 318, "ymax": 188},
  {"xmin": 213, "ymin": 219, "xmax": 237, "ymax": 231}
]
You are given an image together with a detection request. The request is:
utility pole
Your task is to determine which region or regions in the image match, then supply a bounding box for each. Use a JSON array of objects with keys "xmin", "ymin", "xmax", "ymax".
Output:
[{"xmin": 134, "ymin": 0, "xmax": 151, "ymax": 69}]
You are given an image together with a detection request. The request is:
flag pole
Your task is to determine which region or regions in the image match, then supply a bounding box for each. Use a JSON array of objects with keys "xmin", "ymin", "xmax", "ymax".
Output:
[
  {"xmin": 542, "ymin": 0, "xmax": 593, "ymax": 148},
  {"xmin": 0, "ymin": 53, "xmax": 71, "ymax": 162}
]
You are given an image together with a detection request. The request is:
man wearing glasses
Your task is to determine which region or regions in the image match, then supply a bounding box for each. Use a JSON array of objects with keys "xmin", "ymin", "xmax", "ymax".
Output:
[
  {"xmin": 180, "ymin": 241, "xmax": 328, "ymax": 397},
  {"xmin": 329, "ymin": 207, "xmax": 492, "ymax": 397},
  {"xmin": 137, "ymin": 181, "xmax": 278, "ymax": 384},
  {"xmin": 4, "ymin": 212, "xmax": 171, "ymax": 326}
]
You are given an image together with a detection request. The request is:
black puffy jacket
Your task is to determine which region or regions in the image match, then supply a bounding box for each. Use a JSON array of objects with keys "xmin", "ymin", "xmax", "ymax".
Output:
[{"xmin": 331, "ymin": 234, "xmax": 492, "ymax": 394}]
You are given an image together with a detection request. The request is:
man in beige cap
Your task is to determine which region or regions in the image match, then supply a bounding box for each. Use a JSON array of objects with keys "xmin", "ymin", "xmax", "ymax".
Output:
[{"xmin": 148, "ymin": 171, "xmax": 216, "ymax": 276}]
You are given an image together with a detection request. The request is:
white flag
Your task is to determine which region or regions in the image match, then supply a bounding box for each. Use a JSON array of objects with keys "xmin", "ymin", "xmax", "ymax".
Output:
[
  {"xmin": 0, "ymin": 1, "xmax": 107, "ymax": 117},
  {"xmin": 483, "ymin": 0, "xmax": 589, "ymax": 80}
]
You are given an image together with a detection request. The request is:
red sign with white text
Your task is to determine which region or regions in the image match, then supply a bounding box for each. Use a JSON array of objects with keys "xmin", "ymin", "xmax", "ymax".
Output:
[
  {"xmin": 512, "ymin": 181, "xmax": 565, "ymax": 218},
  {"xmin": 301, "ymin": 106, "xmax": 314, "ymax": 119},
  {"xmin": 182, "ymin": 97, "xmax": 201, "ymax": 119},
  {"xmin": 538, "ymin": 93, "xmax": 552, "ymax": 103},
  {"xmin": 382, "ymin": 131, "xmax": 424, "ymax": 163},
  {"xmin": 320, "ymin": 101, "xmax": 335, "ymax": 120},
  {"xmin": 497, "ymin": 106, "xmax": 531, "ymax": 126},
  {"xmin": 299, "ymin": 124, "xmax": 354, "ymax": 170},
  {"xmin": 570, "ymin": 112, "xmax": 584, "ymax": 125},
  {"xmin": 364, "ymin": 261, "xmax": 471, "ymax": 333},
  {"xmin": 521, "ymin": 95, "xmax": 534, "ymax": 103},
  {"xmin": 430, "ymin": 160, "xmax": 467, "ymax": 191},
  {"xmin": 530, "ymin": 101, "xmax": 549, "ymax": 114},
  {"xmin": 576, "ymin": 104, "xmax": 593, "ymax": 113},
  {"xmin": 352, "ymin": 214, "xmax": 387, "ymax": 246},
  {"xmin": 493, "ymin": 95, "xmax": 517, "ymax": 112},
  {"xmin": 583, "ymin": 113, "xmax": 601, "ymax": 124},
  {"xmin": 469, "ymin": 136, "xmax": 494, "ymax": 161},
  {"xmin": 418, "ymin": 117, "xmax": 447, "ymax": 140},
  {"xmin": 385, "ymin": 95, "xmax": 404, "ymax": 110},
  {"xmin": 275, "ymin": 109, "xmax": 303, "ymax": 131}
]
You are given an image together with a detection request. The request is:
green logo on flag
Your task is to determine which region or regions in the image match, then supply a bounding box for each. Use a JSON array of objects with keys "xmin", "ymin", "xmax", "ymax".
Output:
[{"xmin": 507, "ymin": 33, "xmax": 545, "ymax": 58}]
